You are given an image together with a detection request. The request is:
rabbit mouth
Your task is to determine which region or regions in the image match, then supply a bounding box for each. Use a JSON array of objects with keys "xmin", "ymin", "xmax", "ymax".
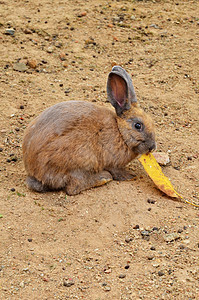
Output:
[{"xmin": 133, "ymin": 141, "xmax": 156, "ymax": 155}]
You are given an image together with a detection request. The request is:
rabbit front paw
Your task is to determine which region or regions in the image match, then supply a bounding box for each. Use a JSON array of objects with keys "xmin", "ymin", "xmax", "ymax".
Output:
[
  {"xmin": 107, "ymin": 168, "xmax": 136, "ymax": 181},
  {"xmin": 65, "ymin": 170, "xmax": 113, "ymax": 195}
]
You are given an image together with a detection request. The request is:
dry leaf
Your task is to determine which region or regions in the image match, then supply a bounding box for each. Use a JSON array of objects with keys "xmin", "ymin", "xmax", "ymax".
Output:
[
  {"xmin": 138, "ymin": 153, "xmax": 199, "ymax": 207},
  {"xmin": 138, "ymin": 153, "xmax": 180, "ymax": 198}
]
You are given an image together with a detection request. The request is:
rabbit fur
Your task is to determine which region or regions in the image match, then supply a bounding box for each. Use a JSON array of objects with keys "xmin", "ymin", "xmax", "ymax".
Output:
[{"xmin": 22, "ymin": 66, "xmax": 156, "ymax": 195}]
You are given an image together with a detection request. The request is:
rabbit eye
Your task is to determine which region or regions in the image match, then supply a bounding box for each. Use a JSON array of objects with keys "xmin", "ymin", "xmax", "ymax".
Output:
[{"xmin": 134, "ymin": 122, "xmax": 143, "ymax": 131}]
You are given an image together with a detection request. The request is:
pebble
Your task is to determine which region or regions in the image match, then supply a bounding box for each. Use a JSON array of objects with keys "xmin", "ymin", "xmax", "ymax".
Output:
[
  {"xmin": 77, "ymin": 12, "xmax": 87, "ymax": 17},
  {"xmin": 19, "ymin": 281, "xmax": 25, "ymax": 288},
  {"xmin": 125, "ymin": 236, "xmax": 132, "ymax": 243},
  {"xmin": 147, "ymin": 255, "xmax": 154, "ymax": 260},
  {"xmin": 163, "ymin": 232, "xmax": 180, "ymax": 242},
  {"xmin": 141, "ymin": 230, "xmax": 150, "ymax": 237},
  {"xmin": 63, "ymin": 278, "xmax": 75, "ymax": 287},
  {"xmin": 24, "ymin": 28, "xmax": 32, "ymax": 34},
  {"xmin": 147, "ymin": 199, "xmax": 155, "ymax": 204},
  {"xmin": 158, "ymin": 271, "xmax": 164, "ymax": 276},
  {"xmin": 13, "ymin": 62, "xmax": 28, "ymax": 72},
  {"xmin": 28, "ymin": 238, "xmax": 33, "ymax": 242},
  {"xmin": 10, "ymin": 188, "xmax": 15, "ymax": 192},
  {"xmin": 179, "ymin": 244, "xmax": 185, "ymax": 249},
  {"xmin": 153, "ymin": 152, "xmax": 170, "ymax": 165},
  {"xmin": 119, "ymin": 274, "xmax": 126, "ymax": 278},
  {"xmin": 104, "ymin": 286, "xmax": 111, "ymax": 292},
  {"xmin": 150, "ymin": 24, "xmax": 159, "ymax": 29},
  {"xmin": 59, "ymin": 52, "xmax": 67, "ymax": 61},
  {"xmin": 0, "ymin": 147, "xmax": 3, "ymax": 152},
  {"xmin": 133, "ymin": 224, "xmax": 139, "ymax": 229},
  {"xmin": 124, "ymin": 265, "xmax": 130, "ymax": 269},
  {"xmin": 183, "ymin": 239, "xmax": 190, "ymax": 244},
  {"xmin": 47, "ymin": 47, "xmax": 54, "ymax": 53},
  {"xmin": 5, "ymin": 28, "xmax": 15, "ymax": 35},
  {"xmin": 11, "ymin": 156, "xmax": 17, "ymax": 162},
  {"xmin": 27, "ymin": 59, "xmax": 37, "ymax": 69}
]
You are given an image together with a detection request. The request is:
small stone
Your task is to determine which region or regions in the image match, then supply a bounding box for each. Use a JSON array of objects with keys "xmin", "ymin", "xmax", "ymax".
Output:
[
  {"xmin": 177, "ymin": 229, "xmax": 183, "ymax": 233},
  {"xmin": 119, "ymin": 274, "xmax": 126, "ymax": 278},
  {"xmin": 11, "ymin": 156, "xmax": 17, "ymax": 162},
  {"xmin": 0, "ymin": 148, "xmax": 3, "ymax": 152},
  {"xmin": 47, "ymin": 46, "xmax": 54, "ymax": 53},
  {"xmin": 19, "ymin": 281, "xmax": 25, "ymax": 288},
  {"xmin": 150, "ymin": 246, "xmax": 156, "ymax": 251},
  {"xmin": 179, "ymin": 244, "xmax": 185, "ymax": 249},
  {"xmin": 158, "ymin": 271, "xmax": 164, "ymax": 276},
  {"xmin": 147, "ymin": 256, "xmax": 154, "ymax": 260},
  {"xmin": 15, "ymin": 128, "xmax": 20, "ymax": 131},
  {"xmin": 133, "ymin": 224, "xmax": 139, "ymax": 229},
  {"xmin": 125, "ymin": 236, "xmax": 132, "ymax": 243},
  {"xmin": 5, "ymin": 28, "xmax": 15, "ymax": 35},
  {"xmin": 77, "ymin": 11, "xmax": 87, "ymax": 17},
  {"xmin": 27, "ymin": 59, "xmax": 37, "ymax": 69},
  {"xmin": 20, "ymin": 105, "xmax": 24, "ymax": 109},
  {"xmin": 104, "ymin": 286, "xmax": 111, "ymax": 292},
  {"xmin": 63, "ymin": 278, "xmax": 75, "ymax": 287},
  {"xmin": 104, "ymin": 268, "xmax": 111, "ymax": 274},
  {"xmin": 10, "ymin": 188, "xmax": 15, "ymax": 192},
  {"xmin": 147, "ymin": 199, "xmax": 155, "ymax": 204},
  {"xmin": 150, "ymin": 24, "xmax": 159, "ymax": 29},
  {"xmin": 124, "ymin": 265, "xmax": 130, "ymax": 269},
  {"xmin": 13, "ymin": 62, "xmax": 28, "ymax": 72},
  {"xmin": 163, "ymin": 232, "xmax": 180, "ymax": 242},
  {"xmin": 28, "ymin": 238, "xmax": 32, "ymax": 242},
  {"xmin": 62, "ymin": 62, "xmax": 68, "ymax": 68},
  {"xmin": 24, "ymin": 28, "xmax": 32, "ymax": 34},
  {"xmin": 141, "ymin": 230, "xmax": 150, "ymax": 241},
  {"xmin": 183, "ymin": 239, "xmax": 190, "ymax": 244},
  {"xmin": 59, "ymin": 52, "xmax": 67, "ymax": 61},
  {"xmin": 152, "ymin": 152, "xmax": 170, "ymax": 165}
]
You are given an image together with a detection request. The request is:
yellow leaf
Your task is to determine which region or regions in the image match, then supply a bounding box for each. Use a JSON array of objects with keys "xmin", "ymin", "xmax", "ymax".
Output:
[
  {"xmin": 138, "ymin": 153, "xmax": 199, "ymax": 207},
  {"xmin": 138, "ymin": 153, "xmax": 181, "ymax": 198}
]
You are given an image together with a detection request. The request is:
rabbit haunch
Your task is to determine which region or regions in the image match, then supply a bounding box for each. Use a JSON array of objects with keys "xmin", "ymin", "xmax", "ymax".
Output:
[{"xmin": 22, "ymin": 66, "xmax": 156, "ymax": 195}]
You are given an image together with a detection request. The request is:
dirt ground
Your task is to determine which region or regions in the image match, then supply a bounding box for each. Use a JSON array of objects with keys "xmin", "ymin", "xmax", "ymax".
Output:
[{"xmin": 0, "ymin": 0, "xmax": 199, "ymax": 299}]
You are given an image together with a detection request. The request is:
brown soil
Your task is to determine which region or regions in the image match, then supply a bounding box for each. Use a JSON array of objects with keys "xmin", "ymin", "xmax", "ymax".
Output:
[{"xmin": 0, "ymin": 0, "xmax": 199, "ymax": 299}]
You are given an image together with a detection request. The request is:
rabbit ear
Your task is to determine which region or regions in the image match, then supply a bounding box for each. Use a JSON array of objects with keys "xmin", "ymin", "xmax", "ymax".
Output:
[{"xmin": 107, "ymin": 66, "xmax": 137, "ymax": 116}]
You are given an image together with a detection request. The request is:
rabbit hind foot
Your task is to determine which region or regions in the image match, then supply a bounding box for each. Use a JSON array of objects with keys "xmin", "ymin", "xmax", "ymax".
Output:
[{"xmin": 26, "ymin": 176, "xmax": 49, "ymax": 192}]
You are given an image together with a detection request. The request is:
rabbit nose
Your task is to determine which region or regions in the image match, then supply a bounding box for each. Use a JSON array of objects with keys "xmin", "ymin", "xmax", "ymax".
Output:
[{"xmin": 149, "ymin": 142, "xmax": 156, "ymax": 152}]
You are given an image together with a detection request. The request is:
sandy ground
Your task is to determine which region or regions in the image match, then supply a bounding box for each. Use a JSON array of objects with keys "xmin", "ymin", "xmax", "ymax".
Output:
[{"xmin": 0, "ymin": 0, "xmax": 199, "ymax": 299}]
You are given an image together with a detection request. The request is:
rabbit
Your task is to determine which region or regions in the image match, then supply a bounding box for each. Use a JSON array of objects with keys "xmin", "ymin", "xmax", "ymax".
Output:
[{"xmin": 22, "ymin": 66, "xmax": 156, "ymax": 195}]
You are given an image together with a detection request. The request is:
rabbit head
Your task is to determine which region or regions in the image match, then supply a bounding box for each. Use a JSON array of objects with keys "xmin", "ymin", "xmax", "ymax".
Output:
[{"xmin": 107, "ymin": 66, "xmax": 156, "ymax": 156}]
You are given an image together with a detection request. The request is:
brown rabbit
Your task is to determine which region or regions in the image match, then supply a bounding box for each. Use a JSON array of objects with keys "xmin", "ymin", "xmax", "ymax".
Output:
[{"xmin": 22, "ymin": 66, "xmax": 156, "ymax": 195}]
